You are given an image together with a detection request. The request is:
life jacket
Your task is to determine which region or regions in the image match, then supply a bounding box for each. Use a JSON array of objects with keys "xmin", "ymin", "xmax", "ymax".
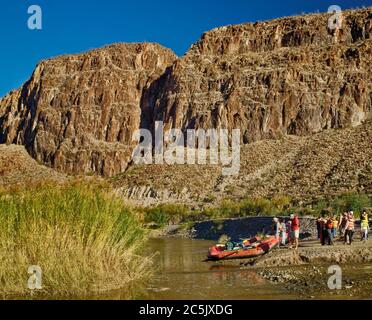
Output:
[
  {"xmin": 361, "ymin": 220, "xmax": 369, "ymax": 229},
  {"xmin": 332, "ymin": 219, "xmax": 338, "ymax": 228},
  {"xmin": 347, "ymin": 218, "xmax": 355, "ymax": 230}
]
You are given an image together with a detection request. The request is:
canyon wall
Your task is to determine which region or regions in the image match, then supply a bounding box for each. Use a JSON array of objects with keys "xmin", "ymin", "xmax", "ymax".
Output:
[
  {"xmin": 0, "ymin": 43, "xmax": 176, "ymax": 175},
  {"xmin": 151, "ymin": 9, "xmax": 372, "ymax": 143},
  {"xmin": 0, "ymin": 8, "xmax": 371, "ymax": 177}
]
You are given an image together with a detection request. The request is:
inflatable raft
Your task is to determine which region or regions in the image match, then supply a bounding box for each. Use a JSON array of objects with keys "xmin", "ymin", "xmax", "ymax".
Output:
[{"xmin": 207, "ymin": 235, "xmax": 279, "ymax": 260}]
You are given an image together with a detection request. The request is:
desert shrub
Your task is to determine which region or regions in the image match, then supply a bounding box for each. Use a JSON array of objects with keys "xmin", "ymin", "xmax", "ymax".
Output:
[
  {"xmin": 272, "ymin": 195, "xmax": 292, "ymax": 211},
  {"xmin": 144, "ymin": 204, "xmax": 191, "ymax": 225},
  {"xmin": 240, "ymin": 197, "xmax": 277, "ymax": 216},
  {"xmin": 219, "ymin": 200, "xmax": 241, "ymax": 217},
  {"xmin": 331, "ymin": 192, "xmax": 371, "ymax": 216}
]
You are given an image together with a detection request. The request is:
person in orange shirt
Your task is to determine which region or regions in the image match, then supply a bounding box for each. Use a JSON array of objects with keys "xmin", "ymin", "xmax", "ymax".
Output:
[{"xmin": 325, "ymin": 216, "xmax": 334, "ymax": 245}]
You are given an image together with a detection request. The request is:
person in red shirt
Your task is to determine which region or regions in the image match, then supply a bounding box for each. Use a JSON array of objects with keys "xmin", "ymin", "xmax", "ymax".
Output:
[{"xmin": 290, "ymin": 214, "xmax": 300, "ymax": 250}]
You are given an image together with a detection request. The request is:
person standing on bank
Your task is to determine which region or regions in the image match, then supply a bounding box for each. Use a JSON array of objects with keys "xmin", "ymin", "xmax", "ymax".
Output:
[
  {"xmin": 290, "ymin": 214, "xmax": 300, "ymax": 250},
  {"xmin": 316, "ymin": 216, "xmax": 322, "ymax": 240},
  {"xmin": 280, "ymin": 218, "xmax": 287, "ymax": 247},
  {"xmin": 273, "ymin": 218, "xmax": 281, "ymax": 247},
  {"xmin": 344, "ymin": 211, "xmax": 355, "ymax": 245},
  {"xmin": 319, "ymin": 215, "xmax": 327, "ymax": 245},
  {"xmin": 361, "ymin": 210, "xmax": 369, "ymax": 242},
  {"xmin": 325, "ymin": 216, "xmax": 334, "ymax": 245},
  {"xmin": 332, "ymin": 215, "xmax": 339, "ymax": 239},
  {"xmin": 339, "ymin": 212, "xmax": 348, "ymax": 240}
]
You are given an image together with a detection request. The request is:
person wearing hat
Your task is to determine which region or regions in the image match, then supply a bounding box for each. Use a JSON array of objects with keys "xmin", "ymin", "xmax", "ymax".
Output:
[
  {"xmin": 272, "ymin": 217, "xmax": 281, "ymax": 247},
  {"xmin": 280, "ymin": 218, "xmax": 287, "ymax": 247}
]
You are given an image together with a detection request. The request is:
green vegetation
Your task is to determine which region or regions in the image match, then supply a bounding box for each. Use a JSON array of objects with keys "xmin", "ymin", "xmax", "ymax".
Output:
[
  {"xmin": 143, "ymin": 204, "xmax": 196, "ymax": 226},
  {"xmin": 328, "ymin": 192, "xmax": 371, "ymax": 217},
  {"xmin": 142, "ymin": 193, "xmax": 371, "ymax": 227},
  {"xmin": 0, "ymin": 181, "xmax": 152, "ymax": 298},
  {"xmin": 204, "ymin": 195, "xmax": 292, "ymax": 219}
]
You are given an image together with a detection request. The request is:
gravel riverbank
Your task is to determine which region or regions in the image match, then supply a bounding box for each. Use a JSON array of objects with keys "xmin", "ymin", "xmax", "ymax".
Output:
[{"xmin": 212, "ymin": 239, "xmax": 372, "ymax": 299}]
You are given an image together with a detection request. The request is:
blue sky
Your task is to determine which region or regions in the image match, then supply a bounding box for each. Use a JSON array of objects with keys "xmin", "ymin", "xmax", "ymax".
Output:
[{"xmin": 1, "ymin": 0, "xmax": 371, "ymax": 97}]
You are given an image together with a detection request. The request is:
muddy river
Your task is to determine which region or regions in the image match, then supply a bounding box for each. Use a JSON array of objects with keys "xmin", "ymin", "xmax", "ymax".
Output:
[{"xmin": 102, "ymin": 238, "xmax": 372, "ymax": 300}]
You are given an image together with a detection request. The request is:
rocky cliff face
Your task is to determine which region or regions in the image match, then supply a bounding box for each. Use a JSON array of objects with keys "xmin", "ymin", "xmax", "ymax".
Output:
[
  {"xmin": 0, "ymin": 8, "xmax": 371, "ymax": 178},
  {"xmin": 151, "ymin": 9, "xmax": 372, "ymax": 142},
  {"xmin": 0, "ymin": 43, "xmax": 177, "ymax": 176}
]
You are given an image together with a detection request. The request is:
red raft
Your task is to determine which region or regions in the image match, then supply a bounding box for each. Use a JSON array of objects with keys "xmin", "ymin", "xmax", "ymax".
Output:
[{"xmin": 208, "ymin": 236, "xmax": 279, "ymax": 260}]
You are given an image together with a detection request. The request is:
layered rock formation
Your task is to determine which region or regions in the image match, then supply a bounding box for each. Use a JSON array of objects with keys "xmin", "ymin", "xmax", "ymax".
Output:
[
  {"xmin": 151, "ymin": 8, "xmax": 372, "ymax": 142},
  {"xmin": 0, "ymin": 8, "xmax": 371, "ymax": 182},
  {"xmin": 0, "ymin": 43, "xmax": 177, "ymax": 176}
]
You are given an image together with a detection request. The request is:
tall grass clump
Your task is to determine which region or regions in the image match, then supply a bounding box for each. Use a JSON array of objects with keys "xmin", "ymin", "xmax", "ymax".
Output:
[{"xmin": 0, "ymin": 181, "xmax": 152, "ymax": 298}]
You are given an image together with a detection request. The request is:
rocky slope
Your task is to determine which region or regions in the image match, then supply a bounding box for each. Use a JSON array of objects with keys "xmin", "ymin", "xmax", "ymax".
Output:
[
  {"xmin": 0, "ymin": 144, "xmax": 66, "ymax": 187},
  {"xmin": 0, "ymin": 8, "xmax": 371, "ymax": 205},
  {"xmin": 113, "ymin": 120, "xmax": 371, "ymax": 207}
]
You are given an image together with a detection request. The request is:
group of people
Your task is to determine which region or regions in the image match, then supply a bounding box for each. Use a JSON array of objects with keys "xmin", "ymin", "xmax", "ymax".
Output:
[
  {"xmin": 273, "ymin": 214, "xmax": 300, "ymax": 250},
  {"xmin": 272, "ymin": 209, "xmax": 370, "ymax": 250},
  {"xmin": 316, "ymin": 209, "xmax": 369, "ymax": 246}
]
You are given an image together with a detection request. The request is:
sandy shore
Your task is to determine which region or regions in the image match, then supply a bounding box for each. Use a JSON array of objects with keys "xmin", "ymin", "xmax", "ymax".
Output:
[
  {"xmin": 251, "ymin": 238, "xmax": 372, "ymax": 267},
  {"xmin": 233, "ymin": 238, "xmax": 372, "ymax": 299}
]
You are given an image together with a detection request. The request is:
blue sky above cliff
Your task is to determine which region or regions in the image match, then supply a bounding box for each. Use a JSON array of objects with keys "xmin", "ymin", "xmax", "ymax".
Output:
[{"xmin": 0, "ymin": 0, "xmax": 371, "ymax": 97}]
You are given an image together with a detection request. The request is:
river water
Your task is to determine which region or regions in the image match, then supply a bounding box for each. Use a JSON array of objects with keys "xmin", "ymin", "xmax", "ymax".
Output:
[
  {"xmin": 105, "ymin": 238, "xmax": 297, "ymax": 300},
  {"xmin": 17, "ymin": 238, "xmax": 372, "ymax": 300},
  {"xmin": 102, "ymin": 238, "xmax": 372, "ymax": 300}
]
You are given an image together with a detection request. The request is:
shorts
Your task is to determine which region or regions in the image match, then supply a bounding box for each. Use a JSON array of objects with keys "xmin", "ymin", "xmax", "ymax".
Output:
[{"xmin": 292, "ymin": 230, "xmax": 300, "ymax": 239}]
